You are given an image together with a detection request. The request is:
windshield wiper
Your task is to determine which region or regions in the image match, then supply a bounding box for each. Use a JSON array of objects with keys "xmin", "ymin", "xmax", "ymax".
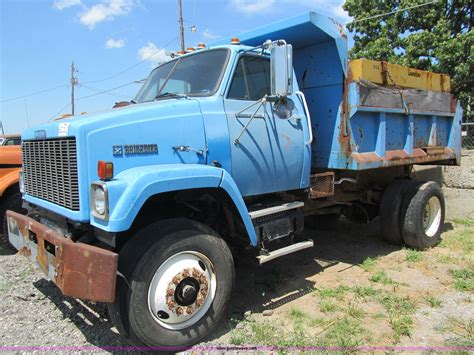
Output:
[{"xmin": 155, "ymin": 92, "xmax": 188, "ymax": 100}]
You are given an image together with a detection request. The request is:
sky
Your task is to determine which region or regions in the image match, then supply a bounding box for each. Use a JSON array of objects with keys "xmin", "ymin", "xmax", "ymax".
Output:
[{"xmin": 0, "ymin": 0, "xmax": 352, "ymax": 134}]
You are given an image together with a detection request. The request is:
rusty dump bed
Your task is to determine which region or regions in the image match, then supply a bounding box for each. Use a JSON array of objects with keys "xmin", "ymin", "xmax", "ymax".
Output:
[
  {"xmin": 218, "ymin": 12, "xmax": 462, "ymax": 171},
  {"xmin": 6, "ymin": 211, "xmax": 118, "ymax": 302}
]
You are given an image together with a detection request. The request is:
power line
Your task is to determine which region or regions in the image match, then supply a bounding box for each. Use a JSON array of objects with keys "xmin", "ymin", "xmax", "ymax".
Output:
[
  {"xmin": 76, "ymin": 81, "xmax": 137, "ymax": 101},
  {"xmin": 346, "ymin": 1, "xmax": 439, "ymax": 24},
  {"xmin": 81, "ymin": 36, "xmax": 178, "ymax": 84},
  {"xmin": 1, "ymin": 84, "xmax": 68, "ymax": 103},
  {"xmin": 78, "ymin": 83, "xmax": 130, "ymax": 99},
  {"xmin": 49, "ymin": 102, "xmax": 71, "ymax": 121}
]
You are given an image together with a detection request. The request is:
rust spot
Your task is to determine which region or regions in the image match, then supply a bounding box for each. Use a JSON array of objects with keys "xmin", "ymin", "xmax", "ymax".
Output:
[
  {"xmin": 167, "ymin": 300, "xmax": 176, "ymax": 309},
  {"xmin": 18, "ymin": 247, "xmax": 31, "ymax": 257},
  {"xmin": 5, "ymin": 211, "xmax": 118, "ymax": 303}
]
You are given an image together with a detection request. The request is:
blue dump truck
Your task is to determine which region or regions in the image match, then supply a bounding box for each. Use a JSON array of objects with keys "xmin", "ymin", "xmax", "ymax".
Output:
[{"xmin": 7, "ymin": 12, "xmax": 461, "ymax": 348}]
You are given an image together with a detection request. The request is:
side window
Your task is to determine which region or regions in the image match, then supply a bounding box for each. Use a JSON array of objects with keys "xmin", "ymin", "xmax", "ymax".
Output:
[
  {"xmin": 5, "ymin": 139, "xmax": 20, "ymax": 146},
  {"xmin": 228, "ymin": 56, "xmax": 270, "ymax": 101}
]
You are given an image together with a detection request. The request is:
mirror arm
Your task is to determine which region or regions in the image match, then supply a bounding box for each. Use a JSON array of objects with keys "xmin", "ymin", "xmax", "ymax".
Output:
[
  {"xmin": 296, "ymin": 91, "xmax": 313, "ymax": 145},
  {"xmin": 234, "ymin": 95, "xmax": 268, "ymax": 145}
]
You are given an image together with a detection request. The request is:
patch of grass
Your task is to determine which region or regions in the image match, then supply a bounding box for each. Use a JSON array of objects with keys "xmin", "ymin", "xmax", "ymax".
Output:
[
  {"xmin": 352, "ymin": 285, "xmax": 378, "ymax": 298},
  {"xmin": 426, "ymin": 295, "xmax": 442, "ymax": 308},
  {"xmin": 453, "ymin": 218, "xmax": 474, "ymax": 226},
  {"xmin": 450, "ymin": 268, "xmax": 474, "ymax": 292},
  {"xmin": 378, "ymin": 293, "xmax": 417, "ymax": 339},
  {"xmin": 440, "ymin": 228, "xmax": 474, "ymax": 253},
  {"xmin": 370, "ymin": 270, "xmax": 395, "ymax": 285},
  {"xmin": 346, "ymin": 302, "xmax": 366, "ymax": 319},
  {"xmin": 320, "ymin": 299, "xmax": 339, "ymax": 313},
  {"xmin": 405, "ymin": 248, "xmax": 422, "ymax": 262},
  {"xmin": 444, "ymin": 317, "xmax": 474, "ymax": 348},
  {"xmin": 437, "ymin": 254, "xmax": 457, "ymax": 264},
  {"xmin": 360, "ymin": 256, "xmax": 378, "ymax": 272},
  {"xmin": 318, "ymin": 317, "xmax": 369, "ymax": 348},
  {"xmin": 229, "ymin": 328, "xmax": 246, "ymax": 345},
  {"xmin": 288, "ymin": 307, "xmax": 308, "ymax": 331},
  {"xmin": 317, "ymin": 285, "xmax": 351, "ymax": 300}
]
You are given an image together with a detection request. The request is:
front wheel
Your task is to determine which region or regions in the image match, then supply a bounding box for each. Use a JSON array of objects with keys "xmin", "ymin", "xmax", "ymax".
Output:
[{"xmin": 108, "ymin": 219, "xmax": 235, "ymax": 349}]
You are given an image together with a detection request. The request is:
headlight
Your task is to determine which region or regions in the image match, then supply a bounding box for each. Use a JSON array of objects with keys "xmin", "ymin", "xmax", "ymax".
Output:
[
  {"xmin": 19, "ymin": 171, "xmax": 24, "ymax": 194},
  {"xmin": 91, "ymin": 183, "xmax": 108, "ymax": 219}
]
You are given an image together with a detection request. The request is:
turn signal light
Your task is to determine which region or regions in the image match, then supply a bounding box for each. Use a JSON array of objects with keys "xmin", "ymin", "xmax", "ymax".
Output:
[
  {"xmin": 230, "ymin": 38, "xmax": 240, "ymax": 45},
  {"xmin": 187, "ymin": 47, "xmax": 195, "ymax": 52},
  {"xmin": 197, "ymin": 43, "xmax": 206, "ymax": 49},
  {"xmin": 98, "ymin": 160, "xmax": 114, "ymax": 181}
]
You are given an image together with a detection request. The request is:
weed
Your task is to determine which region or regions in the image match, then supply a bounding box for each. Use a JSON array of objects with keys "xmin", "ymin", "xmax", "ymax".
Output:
[
  {"xmin": 353, "ymin": 285, "xmax": 378, "ymax": 298},
  {"xmin": 317, "ymin": 285, "xmax": 351, "ymax": 300},
  {"xmin": 450, "ymin": 269, "xmax": 474, "ymax": 292},
  {"xmin": 318, "ymin": 317, "xmax": 369, "ymax": 348},
  {"xmin": 391, "ymin": 314, "xmax": 414, "ymax": 337},
  {"xmin": 426, "ymin": 295, "xmax": 442, "ymax": 308},
  {"xmin": 346, "ymin": 302, "xmax": 366, "ymax": 319},
  {"xmin": 320, "ymin": 299, "xmax": 339, "ymax": 313},
  {"xmin": 229, "ymin": 329, "xmax": 246, "ymax": 345},
  {"xmin": 405, "ymin": 248, "xmax": 422, "ymax": 262},
  {"xmin": 289, "ymin": 307, "xmax": 308, "ymax": 331},
  {"xmin": 378, "ymin": 293, "xmax": 417, "ymax": 340},
  {"xmin": 370, "ymin": 270, "xmax": 395, "ymax": 285},
  {"xmin": 444, "ymin": 317, "xmax": 474, "ymax": 347},
  {"xmin": 360, "ymin": 257, "xmax": 378, "ymax": 272}
]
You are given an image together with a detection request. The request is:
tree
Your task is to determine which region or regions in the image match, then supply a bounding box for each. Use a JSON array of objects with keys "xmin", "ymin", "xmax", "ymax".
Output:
[{"xmin": 343, "ymin": 0, "xmax": 473, "ymax": 120}]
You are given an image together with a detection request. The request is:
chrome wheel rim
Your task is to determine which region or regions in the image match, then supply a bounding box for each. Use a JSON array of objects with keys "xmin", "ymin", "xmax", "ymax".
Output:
[
  {"xmin": 148, "ymin": 251, "xmax": 217, "ymax": 330},
  {"xmin": 423, "ymin": 196, "xmax": 442, "ymax": 237},
  {"xmin": 148, "ymin": 251, "xmax": 216, "ymax": 330}
]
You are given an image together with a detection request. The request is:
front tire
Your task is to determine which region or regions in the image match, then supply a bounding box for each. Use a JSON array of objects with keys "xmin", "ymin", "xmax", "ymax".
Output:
[{"xmin": 108, "ymin": 219, "xmax": 235, "ymax": 349}]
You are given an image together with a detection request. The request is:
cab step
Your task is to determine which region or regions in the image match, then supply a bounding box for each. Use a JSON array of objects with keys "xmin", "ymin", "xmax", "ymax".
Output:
[
  {"xmin": 249, "ymin": 201, "xmax": 304, "ymax": 219},
  {"xmin": 257, "ymin": 240, "xmax": 314, "ymax": 265}
]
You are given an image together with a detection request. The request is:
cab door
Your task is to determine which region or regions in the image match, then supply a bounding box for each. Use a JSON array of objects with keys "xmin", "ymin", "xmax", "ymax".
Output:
[{"xmin": 224, "ymin": 55, "xmax": 304, "ymax": 197}]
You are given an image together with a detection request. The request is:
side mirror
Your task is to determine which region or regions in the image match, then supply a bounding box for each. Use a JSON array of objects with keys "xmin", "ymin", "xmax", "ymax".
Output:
[{"xmin": 270, "ymin": 43, "xmax": 293, "ymax": 97}]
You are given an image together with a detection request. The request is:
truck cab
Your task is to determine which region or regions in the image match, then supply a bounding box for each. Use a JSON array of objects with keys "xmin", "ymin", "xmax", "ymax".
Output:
[{"xmin": 7, "ymin": 12, "xmax": 461, "ymax": 348}]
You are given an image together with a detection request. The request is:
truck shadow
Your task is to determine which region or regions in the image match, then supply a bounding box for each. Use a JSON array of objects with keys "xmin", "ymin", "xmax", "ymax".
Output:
[
  {"xmin": 33, "ymin": 217, "xmax": 400, "ymax": 350},
  {"xmin": 33, "ymin": 279, "xmax": 129, "ymax": 350}
]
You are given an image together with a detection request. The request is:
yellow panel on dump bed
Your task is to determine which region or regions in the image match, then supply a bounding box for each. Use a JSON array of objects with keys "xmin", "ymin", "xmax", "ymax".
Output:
[{"xmin": 349, "ymin": 59, "xmax": 450, "ymax": 93}]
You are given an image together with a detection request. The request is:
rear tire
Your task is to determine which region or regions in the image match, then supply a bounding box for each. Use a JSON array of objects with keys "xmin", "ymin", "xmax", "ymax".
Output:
[
  {"xmin": 0, "ymin": 191, "xmax": 26, "ymax": 251},
  {"xmin": 401, "ymin": 181, "xmax": 445, "ymax": 250},
  {"xmin": 379, "ymin": 179, "xmax": 413, "ymax": 245},
  {"xmin": 108, "ymin": 218, "xmax": 235, "ymax": 349}
]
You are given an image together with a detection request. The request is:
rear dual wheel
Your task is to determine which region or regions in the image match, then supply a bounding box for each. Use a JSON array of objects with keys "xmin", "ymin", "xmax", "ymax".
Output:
[
  {"xmin": 108, "ymin": 218, "xmax": 234, "ymax": 349},
  {"xmin": 379, "ymin": 180, "xmax": 445, "ymax": 250}
]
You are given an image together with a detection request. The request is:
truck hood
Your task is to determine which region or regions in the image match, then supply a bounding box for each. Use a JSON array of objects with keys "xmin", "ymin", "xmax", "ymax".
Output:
[{"xmin": 21, "ymin": 99, "xmax": 208, "ymax": 220}]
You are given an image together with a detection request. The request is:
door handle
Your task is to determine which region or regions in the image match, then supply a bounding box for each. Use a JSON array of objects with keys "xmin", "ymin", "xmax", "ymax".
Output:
[
  {"xmin": 172, "ymin": 145, "xmax": 205, "ymax": 155},
  {"xmin": 296, "ymin": 91, "xmax": 313, "ymax": 145}
]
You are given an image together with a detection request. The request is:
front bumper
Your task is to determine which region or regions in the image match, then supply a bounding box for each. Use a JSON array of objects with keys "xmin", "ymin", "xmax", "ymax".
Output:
[{"xmin": 6, "ymin": 210, "xmax": 118, "ymax": 302}]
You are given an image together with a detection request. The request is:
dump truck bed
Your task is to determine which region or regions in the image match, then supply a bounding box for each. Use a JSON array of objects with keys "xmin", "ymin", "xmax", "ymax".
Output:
[{"xmin": 213, "ymin": 12, "xmax": 462, "ymax": 171}]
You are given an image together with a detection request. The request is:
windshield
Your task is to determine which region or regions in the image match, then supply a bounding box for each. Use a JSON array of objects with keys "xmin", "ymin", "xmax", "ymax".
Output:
[{"xmin": 134, "ymin": 49, "xmax": 230, "ymax": 103}]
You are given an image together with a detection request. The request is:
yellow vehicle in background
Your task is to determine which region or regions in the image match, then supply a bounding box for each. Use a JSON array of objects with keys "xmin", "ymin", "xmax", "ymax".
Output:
[{"xmin": 0, "ymin": 142, "xmax": 25, "ymax": 249}]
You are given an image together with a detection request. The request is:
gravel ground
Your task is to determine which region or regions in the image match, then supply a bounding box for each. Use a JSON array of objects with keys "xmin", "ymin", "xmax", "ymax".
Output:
[{"xmin": 0, "ymin": 218, "xmax": 472, "ymax": 352}]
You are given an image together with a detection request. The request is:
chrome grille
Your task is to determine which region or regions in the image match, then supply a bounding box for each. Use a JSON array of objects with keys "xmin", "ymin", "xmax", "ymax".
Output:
[{"xmin": 22, "ymin": 138, "xmax": 80, "ymax": 211}]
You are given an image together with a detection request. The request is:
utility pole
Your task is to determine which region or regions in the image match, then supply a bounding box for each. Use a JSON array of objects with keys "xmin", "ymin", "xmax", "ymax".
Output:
[
  {"xmin": 70, "ymin": 61, "xmax": 78, "ymax": 116},
  {"xmin": 178, "ymin": 0, "xmax": 185, "ymax": 51}
]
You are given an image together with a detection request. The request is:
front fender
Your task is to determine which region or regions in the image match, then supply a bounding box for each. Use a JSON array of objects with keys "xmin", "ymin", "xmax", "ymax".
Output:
[
  {"xmin": 0, "ymin": 169, "xmax": 20, "ymax": 197},
  {"xmin": 90, "ymin": 164, "xmax": 257, "ymax": 245}
]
